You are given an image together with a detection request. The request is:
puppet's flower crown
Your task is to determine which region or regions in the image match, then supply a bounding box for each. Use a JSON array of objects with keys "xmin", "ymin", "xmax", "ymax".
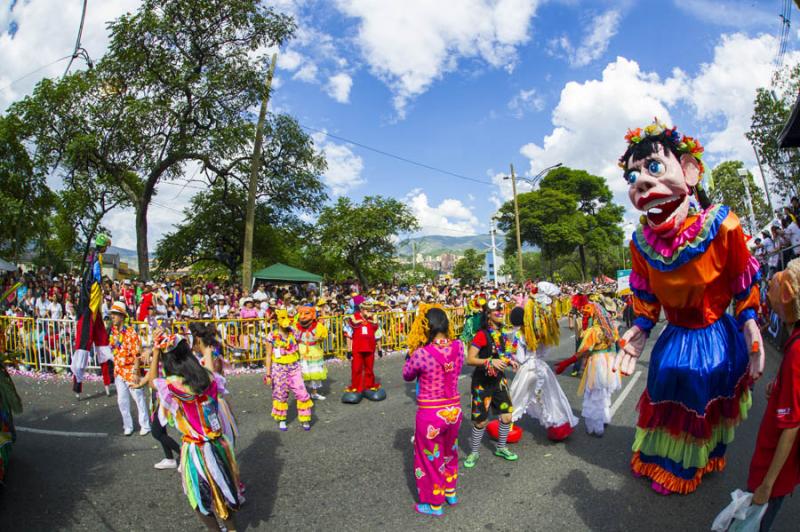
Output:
[{"xmin": 618, "ymin": 118, "xmax": 705, "ymax": 175}]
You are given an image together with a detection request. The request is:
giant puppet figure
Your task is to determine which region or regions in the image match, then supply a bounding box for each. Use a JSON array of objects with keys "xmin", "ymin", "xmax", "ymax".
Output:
[
  {"xmin": 614, "ymin": 120, "xmax": 764, "ymax": 495},
  {"xmin": 70, "ymin": 234, "xmax": 114, "ymax": 398}
]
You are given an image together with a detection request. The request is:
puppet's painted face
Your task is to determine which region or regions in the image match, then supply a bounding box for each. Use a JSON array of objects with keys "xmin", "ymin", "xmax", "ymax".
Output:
[
  {"xmin": 768, "ymin": 270, "xmax": 800, "ymax": 324},
  {"xmin": 276, "ymin": 309, "xmax": 292, "ymax": 329},
  {"xmin": 625, "ymin": 144, "xmax": 694, "ymax": 237},
  {"xmin": 297, "ymin": 306, "xmax": 315, "ymax": 325}
]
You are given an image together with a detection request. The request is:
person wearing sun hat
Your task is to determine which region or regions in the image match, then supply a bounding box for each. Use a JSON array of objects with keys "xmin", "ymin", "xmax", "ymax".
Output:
[
  {"xmin": 71, "ymin": 233, "xmax": 114, "ymax": 399},
  {"xmin": 615, "ymin": 118, "xmax": 763, "ymax": 495},
  {"xmin": 109, "ymin": 301, "xmax": 150, "ymax": 436}
]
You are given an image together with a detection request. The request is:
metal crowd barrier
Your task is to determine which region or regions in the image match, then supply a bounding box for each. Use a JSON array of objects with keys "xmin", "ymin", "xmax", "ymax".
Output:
[{"xmin": 0, "ymin": 299, "xmax": 572, "ymax": 371}]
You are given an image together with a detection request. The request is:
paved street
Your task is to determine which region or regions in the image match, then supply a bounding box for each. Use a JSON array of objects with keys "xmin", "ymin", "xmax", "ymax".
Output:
[{"xmin": 1, "ymin": 321, "xmax": 797, "ymax": 531}]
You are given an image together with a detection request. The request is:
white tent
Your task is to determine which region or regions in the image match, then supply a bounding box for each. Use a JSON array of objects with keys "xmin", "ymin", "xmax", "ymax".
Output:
[{"xmin": 0, "ymin": 258, "xmax": 16, "ymax": 272}]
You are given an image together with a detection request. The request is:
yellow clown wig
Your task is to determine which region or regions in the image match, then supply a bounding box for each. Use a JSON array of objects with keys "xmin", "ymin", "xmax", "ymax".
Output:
[{"xmin": 406, "ymin": 303, "xmax": 455, "ymax": 353}]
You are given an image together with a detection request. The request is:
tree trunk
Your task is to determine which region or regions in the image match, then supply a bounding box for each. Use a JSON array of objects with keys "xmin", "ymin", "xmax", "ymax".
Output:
[
  {"xmin": 578, "ymin": 245, "xmax": 587, "ymax": 282},
  {"xmin": 351, "ymin": 261, "xmax": 368, "ymax": 291},
  {"xmin": 136, "ymin": 201, "xmax": 150, "ymax": 280}
]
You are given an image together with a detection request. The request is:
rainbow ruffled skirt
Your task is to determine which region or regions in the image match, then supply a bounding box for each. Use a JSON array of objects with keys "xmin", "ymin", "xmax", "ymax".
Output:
[{"xmin": 631, "ymin": 313, "xmax": 751, "ymax": 494}]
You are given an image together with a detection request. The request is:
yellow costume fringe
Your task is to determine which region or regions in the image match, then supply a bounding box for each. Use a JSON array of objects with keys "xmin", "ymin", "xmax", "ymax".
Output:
[{"xmin": 406, "ymin": 303, "xmax": 455, "ymax": 352}]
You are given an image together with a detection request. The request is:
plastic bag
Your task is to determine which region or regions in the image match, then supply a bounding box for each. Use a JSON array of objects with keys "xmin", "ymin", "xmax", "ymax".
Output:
[{"xmin": 711, "ymin": 490, "xmax": 767, "ymax": 532}]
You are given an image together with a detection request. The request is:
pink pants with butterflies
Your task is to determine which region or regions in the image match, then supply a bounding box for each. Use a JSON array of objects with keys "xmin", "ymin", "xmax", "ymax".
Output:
[{"xmin": 413, "ymin": 397, "xmax": 462, "ymax": 506}]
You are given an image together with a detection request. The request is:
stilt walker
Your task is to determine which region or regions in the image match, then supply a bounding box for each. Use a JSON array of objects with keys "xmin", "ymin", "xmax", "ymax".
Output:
[{"xmin": 71, "ymin": 233, "xmax": 114, "ymax": 399}]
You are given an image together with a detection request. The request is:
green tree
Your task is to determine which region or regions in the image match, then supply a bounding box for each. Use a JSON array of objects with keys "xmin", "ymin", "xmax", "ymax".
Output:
[
  {"xmin": 0, "ymin": 115, "xmax": 54, "ymax": 260},
  {"xmin": 453, "ymin": 249, "xmax": 486, "ymax": 285},
  {"xmin": 7, "ymin": 0, "xmax": 296, "ymax": 279},
  {"xmin": 748, "ymin": 63, "xmax": 800, "ymax": 202},
  {"xmin": 155, "ymin": 176, "xmax": 320, "ymax": 278},
  {"xmin": 309, "ymin": 196, "xmax": 419, "ymax": 288},
  {"xmin": 396, "ymin": 263, "xmax": 439, "ymax": 285},
  {"xmin": 709, "ymin": 161, "xmax": 772, "ymax": 234},
  {"xmin": 497, "ymin": 166, "xmax": 624, "ymax": 280}
]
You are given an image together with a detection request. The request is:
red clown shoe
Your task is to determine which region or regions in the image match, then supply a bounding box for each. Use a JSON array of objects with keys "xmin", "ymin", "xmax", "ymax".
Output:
[{"xmin": 486, "ymin": 419, "xmax": 523, "ymax": 443}]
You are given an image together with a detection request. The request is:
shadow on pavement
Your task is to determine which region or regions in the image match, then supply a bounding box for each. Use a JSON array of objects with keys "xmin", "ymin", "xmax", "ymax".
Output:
[
  {"xmin": 235, "ymin": 430, "xmax": 284, "ymax": 531},
  {"xmin": 392, "ymin": 426, "xmax": 416, "ymax": 500},
  {"xmin": 0, "ymin": 407, "xmax": 115, "ymax": 531}
]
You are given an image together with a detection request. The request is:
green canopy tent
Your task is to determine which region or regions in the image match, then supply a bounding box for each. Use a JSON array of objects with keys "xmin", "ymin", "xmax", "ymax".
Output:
[{"xmin": 251, "ymin": 263, "xmax": 323, "ymax": 288}]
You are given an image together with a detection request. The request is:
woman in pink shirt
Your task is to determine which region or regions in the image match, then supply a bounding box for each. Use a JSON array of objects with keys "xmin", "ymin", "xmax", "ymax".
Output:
[
  {"xmin": 403, "ymin": 305, "xmax": 463, "ymax": 517},
  {"xmin": 239, "ymin": 298, "xmax": 259, "ymax": 319}
]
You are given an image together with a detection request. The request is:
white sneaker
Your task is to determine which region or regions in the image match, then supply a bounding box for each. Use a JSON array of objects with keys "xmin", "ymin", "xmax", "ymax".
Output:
[
  {"xmin": 105, "ymin": 386, "xmax": 111, "ymax": 397},
  {"xmin": 154, "ymin": 458, "xmax": 178, "ymax": 470},
  {"xmin": 123, "ymin": 428, "xmax": 133, "ymax": 436},
  {"xmin": 311, "ymin": 392, "xmax": 326, "ymax": 400},
  {"xmin": 139, "ymin": 427, "xmax": 151, "ymax": 436}
]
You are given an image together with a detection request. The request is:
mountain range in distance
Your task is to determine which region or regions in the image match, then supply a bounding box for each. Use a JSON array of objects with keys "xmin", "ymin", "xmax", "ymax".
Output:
[{"xmin": 397, "ymin": 234, "xmax": 536, "ymax": 257}]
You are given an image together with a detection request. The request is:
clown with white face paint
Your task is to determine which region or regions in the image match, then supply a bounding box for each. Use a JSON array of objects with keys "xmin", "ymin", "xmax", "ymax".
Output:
[{"xmin": 614, "ymin": 119, "xmax": 764, "ymax": 496}]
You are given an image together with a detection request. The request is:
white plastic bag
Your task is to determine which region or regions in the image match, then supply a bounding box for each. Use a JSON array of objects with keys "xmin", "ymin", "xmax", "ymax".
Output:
[{"xmin": 711, "ymin": 489, "xmax": 768, "ymax": 532}]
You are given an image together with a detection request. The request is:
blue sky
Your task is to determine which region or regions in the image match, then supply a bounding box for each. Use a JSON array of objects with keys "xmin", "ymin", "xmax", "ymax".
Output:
[{"xmin": 0, "ymin": 0, "xmax": 795, "ymax": 248}]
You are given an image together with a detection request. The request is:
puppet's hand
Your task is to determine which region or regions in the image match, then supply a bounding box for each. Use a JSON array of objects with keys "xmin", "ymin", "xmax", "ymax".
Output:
[
  {"xmin": 742, "ymin": 319, "xmax": 764, "ymax": 381},
  {"xmin": 613, "ymin": 325, "xmax": 647, "ymax": 376}
]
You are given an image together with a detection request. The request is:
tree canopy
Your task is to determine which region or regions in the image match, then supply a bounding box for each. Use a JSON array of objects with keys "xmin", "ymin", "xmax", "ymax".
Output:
[
  {"xmin": 308, "ymin": 196, "xmax": 419, "ymax": 288},
  {"xmin": 748, "ymin": 63, "xmax": 800, "ymax": 203},
  {"xmin": 6, "ymin": 0, "xmax": 297, "ymax": 279},
  {"xmin": 453, "ymin": 249, "xmax": 486, "ymax": 285},
  {"xmin": 709, "ymin": 161, "xmax": 772, "ymax": 234},
  {"xmin": 496, "ymin": 166, "xmax": 624, "ymax": 280}
]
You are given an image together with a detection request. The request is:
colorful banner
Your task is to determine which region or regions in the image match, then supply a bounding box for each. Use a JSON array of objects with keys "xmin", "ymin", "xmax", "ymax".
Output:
[{"xmin": 616, "ymin": 269, "xmax": 632, "ymax": 296}]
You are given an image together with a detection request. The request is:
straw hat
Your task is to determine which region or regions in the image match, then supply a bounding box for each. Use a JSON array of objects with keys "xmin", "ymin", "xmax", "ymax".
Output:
[{"xmin": 109, "ymin": 301, "xmax": 128, "ymax": 317}]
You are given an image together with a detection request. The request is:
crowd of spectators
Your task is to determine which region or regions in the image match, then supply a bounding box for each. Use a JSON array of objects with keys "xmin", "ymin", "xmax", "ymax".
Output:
[{"xmin": 1, "ymin": 266, "xmax": 612, "ymax": 325}]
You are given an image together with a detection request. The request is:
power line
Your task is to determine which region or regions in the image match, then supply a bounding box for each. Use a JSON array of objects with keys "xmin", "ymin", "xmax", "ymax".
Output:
[
  {"xmin": 0, "ymin": 55, "xmax": 72, "ymax": 93},
  {"xmin": 300, "ymin": 124, "xmax": 495, "ymax": 186}
]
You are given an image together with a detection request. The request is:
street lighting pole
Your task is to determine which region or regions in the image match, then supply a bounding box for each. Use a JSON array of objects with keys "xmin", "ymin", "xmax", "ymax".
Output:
[
  {"xmin": 737, "ymin": 168, "xmax": 758, "ymax": 234},
  {"xmin": 509, "ymin": 164, "xmax": 524, "ymax": 282}
]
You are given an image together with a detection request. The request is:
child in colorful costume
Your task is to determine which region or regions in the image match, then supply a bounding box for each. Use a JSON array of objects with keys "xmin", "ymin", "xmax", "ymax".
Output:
[
  {"xmin": 71, "ymin": 233, "xmax": 114, "ymax": 398},
  {"xmin": 615, "ymin": 119, "xmax": 764, "ymax": 495},
  {"xmin": 403, "ymin": 303, "xmax": 463, "ymax": 517},
  {"xmin": 459, "ymin": 295, "xmax": 485, "ymax": 346},
  {"xmin": 144, "ymin": 334, "xmax": 242, "ymax": 531},
  {"xmin": 342, "ymin": 298, "xmax": 385, "ymax": 403},
  {"xmin": 510, "ymin": 298, "xmax": 578, "ymax": 441},
  {"xmin": 296, "ymin": 306, "xmax": 328, "ymax": 400},
  {"xmin": 265, "ymin": 310, "xmax": 313, "ymax": 431},
  {"xmin": 557, "ymin": 300, "xmax": 621, "ymax": 436}
]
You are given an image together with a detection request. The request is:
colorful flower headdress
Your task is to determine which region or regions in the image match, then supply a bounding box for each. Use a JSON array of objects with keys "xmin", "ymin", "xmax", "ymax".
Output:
[
  {"xmin": 618, "ymin": 118, "xmax": 705, "ymax": 175},
  {"xmin": 154, "ymin": 332, "xmax": 184, "ymax": 351}
]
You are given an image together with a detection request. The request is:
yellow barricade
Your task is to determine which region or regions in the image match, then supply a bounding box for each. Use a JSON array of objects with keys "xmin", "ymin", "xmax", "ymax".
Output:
[{"xmin": 0, "ymin": 300, "xmax": 571, "ymax": 370}]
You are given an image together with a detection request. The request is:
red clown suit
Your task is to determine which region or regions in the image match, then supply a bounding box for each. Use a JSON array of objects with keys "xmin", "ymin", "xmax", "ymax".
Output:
[{"xmin": 342, "ymin": 299, "xmax": 385, "ymax": 403}]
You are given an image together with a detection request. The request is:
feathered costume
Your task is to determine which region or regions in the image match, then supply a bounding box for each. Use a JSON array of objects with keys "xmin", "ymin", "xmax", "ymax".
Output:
[{"xmin": 509, "ymin": 298, "xmax": 578, "ymax": 441}]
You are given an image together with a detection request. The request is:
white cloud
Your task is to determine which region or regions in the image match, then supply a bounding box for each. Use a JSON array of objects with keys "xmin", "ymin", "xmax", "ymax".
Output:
[
  {"xmin": 277, "ymin": 49, "xmax": 305, "ymax": 72},
  {"xmin": 311, "ymin": 131, "xmax": 365, "ymax": 195},
  {"xmin": 508, "ymin": 88, "xmax": 545, "ymax": 118},
  {"xmin": 687, "ymin": 33, "xmax": 799, "ymax": 160},
  {"xmin": 101, "ymin": 174, "xmax": 202, "ymax": 252},
  {"xmin": 405, "ymin": 189, "xmax": 480, "ymax": 236},
  {"xmin": 334, "ymin": 0, "xmax": 541, "ymax": 117},
  {"xmin": 673, "ymin": 0, "xmax": 778, "ymax": 29},
  {"xmin": 326, "ymin": 72, "xmax": 353, "ymax": 103},
  {"xmin": 293, "ymin": 62, "xmax": 319, "ymax": 82},
  {"xmin": 550, "ymin": 9, "xmax": 621, "ymax": 67},
  {"xmin": 0, "ymin": 0, "xmax": 141, "ymax": 111},
  {"xmin": 518, "ymin": 32, "xmax": 800, "ymax": 222}
]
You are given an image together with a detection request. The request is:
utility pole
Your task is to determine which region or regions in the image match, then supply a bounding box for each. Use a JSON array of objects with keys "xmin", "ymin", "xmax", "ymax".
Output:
[
  {"xmin": 752, "ymin": 144, "xmax": 774, "ymax": 214},
  {"xmin": 490, "ymin": 221, "xmax": 499, "ymax": 288},
  {"xmin": 738, "ymin": 168, "xmax": 759, "ymax": 235},
  {"xmin": 509, "ymin": 164, "xmax": 524, "ymax": 283},
  {"xmin": 242, "ymin": 52, "xmax": 277, "ymax": 291}
]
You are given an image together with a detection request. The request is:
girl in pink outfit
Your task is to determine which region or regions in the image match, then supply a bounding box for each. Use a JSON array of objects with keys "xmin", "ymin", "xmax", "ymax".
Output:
[{"xmin": 403, "ymin": 305, "xmax": 463, "ymax": 517}]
